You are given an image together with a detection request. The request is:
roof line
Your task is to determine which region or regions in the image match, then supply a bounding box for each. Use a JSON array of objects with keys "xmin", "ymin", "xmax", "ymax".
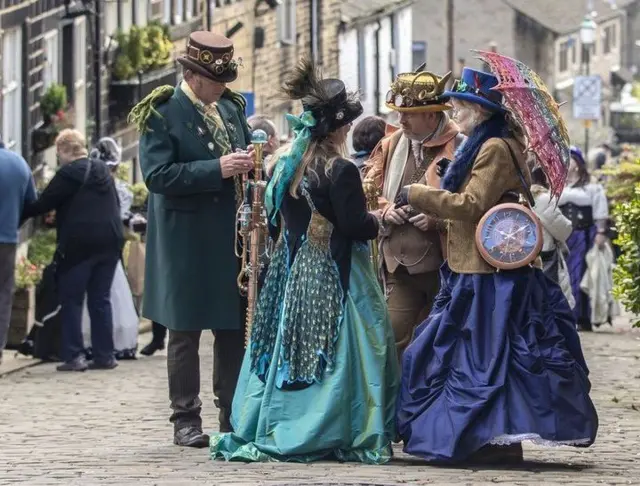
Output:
[{"xmin": 342, "ymin": 0, "xmax": 414, "ymax": 27}]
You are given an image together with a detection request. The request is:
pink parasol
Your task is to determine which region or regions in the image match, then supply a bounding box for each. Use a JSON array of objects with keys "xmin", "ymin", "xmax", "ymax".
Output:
[{"xmin": 473, "ymin": 50, "xmax": 570, "ymax": 199}]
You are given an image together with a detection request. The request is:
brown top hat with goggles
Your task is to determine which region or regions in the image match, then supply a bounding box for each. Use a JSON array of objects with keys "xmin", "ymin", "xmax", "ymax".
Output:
[
  {"xmin": 177, "ymin": 31, "xmax": 242, "ymax": 83},
  {"xmin": 386, "ymin": 63, "xmax": 452, "ymax": 112}
]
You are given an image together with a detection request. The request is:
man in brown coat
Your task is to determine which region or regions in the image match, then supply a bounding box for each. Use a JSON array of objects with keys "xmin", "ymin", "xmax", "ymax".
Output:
[{"xmin": 364, "ymin": 68, "xmax": 462, "ymax": 360}]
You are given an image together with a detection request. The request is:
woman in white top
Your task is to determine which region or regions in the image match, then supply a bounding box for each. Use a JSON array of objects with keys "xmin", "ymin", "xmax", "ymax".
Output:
[{"xmin": 558, "ymin": 146, "xmax": 609, "ymax": 331}]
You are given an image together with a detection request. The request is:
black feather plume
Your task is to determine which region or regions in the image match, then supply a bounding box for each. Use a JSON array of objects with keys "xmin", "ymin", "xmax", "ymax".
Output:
[{"xmin": 281, "ymin": 57, "xmax": 329, "ymax": 107}]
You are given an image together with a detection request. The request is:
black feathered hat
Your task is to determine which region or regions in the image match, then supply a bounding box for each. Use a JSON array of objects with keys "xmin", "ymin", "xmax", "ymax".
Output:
[{"xmin": 282, "ymin": 58, "xmax": 363, "ymax": 138}]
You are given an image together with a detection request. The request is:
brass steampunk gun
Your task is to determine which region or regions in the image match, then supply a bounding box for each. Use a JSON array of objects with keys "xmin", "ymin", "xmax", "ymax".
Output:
[{"xmin": 235, "ymin": 129, "xmax": 269, "ymax": 348}]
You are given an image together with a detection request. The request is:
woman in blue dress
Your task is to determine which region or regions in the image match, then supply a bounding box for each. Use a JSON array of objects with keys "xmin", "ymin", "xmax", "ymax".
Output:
[
  {"xmin": 210, "ymin": 58, "xmax": 399, "ymax": 464},
  {"xmin": 394, "ymin": 67, "xmax": 598, "ymax": 464}
]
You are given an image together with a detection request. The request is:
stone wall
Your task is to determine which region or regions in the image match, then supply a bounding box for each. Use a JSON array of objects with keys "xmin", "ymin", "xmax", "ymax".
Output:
[
  {"xmin": 210, "ymin": 0, "xmax": 341, "ymax": 136},
  {"xmin": 412, "ymin": 0, "xmax": 516, "ymax": 77}
]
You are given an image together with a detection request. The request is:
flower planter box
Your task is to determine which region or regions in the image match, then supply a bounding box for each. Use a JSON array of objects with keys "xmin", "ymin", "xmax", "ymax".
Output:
[
  {"xmin": 109, "ymin": 65, "xmax": 178, "ymax": 121},
  {"xmin": 8, "ymin": 286, "xmax": 35, "ymax": 347},
  {"xmin": 32, "ymin": 125, "xmax": 58, "ymax": 153}
]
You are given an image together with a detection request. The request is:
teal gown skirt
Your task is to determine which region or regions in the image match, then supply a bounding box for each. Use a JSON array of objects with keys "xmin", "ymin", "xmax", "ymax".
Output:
[{"xmin": 210, "ymin": 244, "xmax": 399, "ymax": 463}]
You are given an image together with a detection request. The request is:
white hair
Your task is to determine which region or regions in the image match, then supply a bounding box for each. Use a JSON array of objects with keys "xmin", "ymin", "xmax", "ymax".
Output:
[{"xmin": 452, "ymin": 98, "xmax": 492, "ymax": 131}]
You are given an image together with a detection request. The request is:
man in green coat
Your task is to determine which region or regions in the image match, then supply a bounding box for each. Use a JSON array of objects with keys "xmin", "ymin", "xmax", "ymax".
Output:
[{"xmin": 130, "ymin": 31, "xmax": 254, "ymax": 447}]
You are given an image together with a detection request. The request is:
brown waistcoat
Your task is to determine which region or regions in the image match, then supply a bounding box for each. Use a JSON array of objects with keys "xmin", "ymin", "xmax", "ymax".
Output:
[{"xmin": 383, "ymin": 148, "xmax": 444, "ymax": 274}]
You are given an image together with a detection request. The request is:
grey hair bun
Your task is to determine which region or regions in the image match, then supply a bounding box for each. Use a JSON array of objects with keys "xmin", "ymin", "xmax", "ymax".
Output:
[{"xmin": 92, "ymin": 137, "xmax": 122, "ymax": 165}]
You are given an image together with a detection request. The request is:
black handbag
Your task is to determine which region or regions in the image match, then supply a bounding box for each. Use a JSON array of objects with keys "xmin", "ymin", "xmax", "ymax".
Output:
[{"xmin": 559, "ymin": 203, "xmax": 594, "ymax": 230}]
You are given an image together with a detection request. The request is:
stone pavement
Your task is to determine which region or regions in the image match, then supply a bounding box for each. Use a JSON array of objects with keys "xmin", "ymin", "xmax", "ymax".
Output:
[{"xmin": 1, "ymin": 322, "xmax": 639, "ymax": 486}]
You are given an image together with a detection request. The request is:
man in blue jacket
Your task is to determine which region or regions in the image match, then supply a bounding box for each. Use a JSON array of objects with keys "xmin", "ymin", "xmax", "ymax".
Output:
[{"xmin": 0, "ymin": 137, "xmax": 36, "ymax": 364}]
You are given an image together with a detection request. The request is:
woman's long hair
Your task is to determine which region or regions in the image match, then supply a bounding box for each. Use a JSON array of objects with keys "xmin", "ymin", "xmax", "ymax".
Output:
[{"xmin": 268, "ymin": 135, "xmax": 349, "ymax": 198}]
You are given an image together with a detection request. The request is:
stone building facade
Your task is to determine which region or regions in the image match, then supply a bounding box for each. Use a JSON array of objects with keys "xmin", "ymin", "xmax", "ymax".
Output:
[
  {"xmin": 209, "ymin": 0, "xmax": 340, "ymax": 138},
  {"xmin": 413, "ymin": 0, "xmax": 638, "ymax": 146}
]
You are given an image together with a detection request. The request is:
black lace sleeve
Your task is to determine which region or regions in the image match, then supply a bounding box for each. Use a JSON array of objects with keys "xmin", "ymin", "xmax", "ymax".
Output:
[{"xmin": 328, "ymin": 160, "xmax": 379, "ymax": 241}]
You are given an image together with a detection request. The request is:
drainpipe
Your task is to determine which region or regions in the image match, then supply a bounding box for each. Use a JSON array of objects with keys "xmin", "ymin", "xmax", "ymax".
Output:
[
  {"xmin": 94, "ymin": 0, "xmax": 102, "ymax": 141},
  {"xmin": 22, "ymin": 19, "xmax": 31, "ymax": 158},
  {"xmin": 447, "ymin": 0, "xmax": 454, "ymax": 74},
  {"xmin": 374, "ymin": 20, "xmax": 381, "ymax": 115},
  {"xmin": 310, "ymin": 0, "xmax": 319, "ymax": 62},
  {"xmin": 390, "ymin": 13, "xmax": 396, "ymax": 79}
]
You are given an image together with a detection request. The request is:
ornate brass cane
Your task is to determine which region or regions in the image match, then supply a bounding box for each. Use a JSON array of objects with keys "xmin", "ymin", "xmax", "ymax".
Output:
[{"xmin": 235, "ymin": 129, "xmax": 269, "ymax": 348}]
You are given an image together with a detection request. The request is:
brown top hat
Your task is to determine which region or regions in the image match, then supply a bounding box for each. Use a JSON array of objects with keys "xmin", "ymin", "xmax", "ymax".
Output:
[{"xmin": 177, "ymin": 31, "xmax": 242, "ymax": 83}]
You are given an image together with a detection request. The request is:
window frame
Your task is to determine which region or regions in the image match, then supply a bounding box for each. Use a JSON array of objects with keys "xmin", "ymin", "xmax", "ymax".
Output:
[
  {"xmin": 43, "ymin": 29, "xmax": 60, "ymax": 88},
  {"xmin": 558, "ymin": 40, "xmax": 570, "ymax": 73},
  {"xmin": 2, "ymin": 27, "xmax": 23, "ymax": 155},
  {"xmin": 278, "ymin": 0, "xmax": 297, "ymax": 45}
]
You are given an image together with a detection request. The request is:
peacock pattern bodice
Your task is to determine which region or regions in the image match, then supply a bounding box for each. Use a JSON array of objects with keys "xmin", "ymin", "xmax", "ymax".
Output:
[{"xmin": 249, "ymin": 186, "xmax": 344, "ymax": 387}]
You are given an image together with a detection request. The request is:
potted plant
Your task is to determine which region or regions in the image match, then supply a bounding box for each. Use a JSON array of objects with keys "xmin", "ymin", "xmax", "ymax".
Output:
[
  {"xmin": 110, "ymin": 23, "xmax": 176, "ymax": 119},
  {"xmin": 115, "ymin": 162, "xmax": 132, "ymax": 182},
  {"xmin": 112, "ymin": 23, "xmax": 173, "ymax": 82},
  {"xmin": 8, "ymin": 258, "xmax": 43, "ymax": 347},
  {"xmin": 131, "ymin": 182, "xmax": 149, "ymax": 212},
  {"xmin": 40, "ymin": 83, "xmax": 67, "ymax": 123},
  {"xmin": 27, "ymin": 229, "xmax": 57, "ymax": 269},
  {"xmin": 33, "ymin": 83, "xmax": 74, "ymax": 153}
]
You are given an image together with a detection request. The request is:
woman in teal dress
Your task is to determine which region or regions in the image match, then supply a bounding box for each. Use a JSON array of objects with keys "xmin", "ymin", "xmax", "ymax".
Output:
[{"xmin": 210, "ymin": 58, "xmax": 399, "ymax": 464}]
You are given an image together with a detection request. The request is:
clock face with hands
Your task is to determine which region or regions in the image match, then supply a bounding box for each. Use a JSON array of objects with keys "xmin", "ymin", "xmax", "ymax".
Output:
[{"xmin": 475, "ymin": 203, "xmax": 543, "ymax": 270}]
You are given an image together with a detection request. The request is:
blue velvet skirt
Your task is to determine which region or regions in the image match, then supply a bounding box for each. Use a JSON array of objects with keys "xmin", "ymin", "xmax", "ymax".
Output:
[{"xmin": 396, "ymin": 263, "xmax": 598, "ymax": 463}]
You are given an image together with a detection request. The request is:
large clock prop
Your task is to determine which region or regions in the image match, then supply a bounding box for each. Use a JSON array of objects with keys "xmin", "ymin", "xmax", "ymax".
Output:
[{"xmin": 475, "ymin": 202, "xmax": 543, "ymax": 271}]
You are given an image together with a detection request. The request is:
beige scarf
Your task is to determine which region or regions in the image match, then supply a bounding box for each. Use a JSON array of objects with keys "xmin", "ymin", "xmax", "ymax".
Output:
[{"xmin": 383, "ymin": 134, "xmax": 410, "ymax": 202}]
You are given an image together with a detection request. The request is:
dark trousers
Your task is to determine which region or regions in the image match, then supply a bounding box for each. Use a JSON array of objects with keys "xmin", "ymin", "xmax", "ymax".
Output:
[
  {"xmin": 167, "ymin": 328, "xmax": 244, "ymax": 432},
  {"xmin": 57, "ymin": 253, "xmax": 119, "ymax": 363},
  {"xmin": 0, "ymin": 243, "xmax": 17, "ymax": 354},
  {"xmin": 151, "ymin": 320, "xmax": 167, "ymax": 342}
]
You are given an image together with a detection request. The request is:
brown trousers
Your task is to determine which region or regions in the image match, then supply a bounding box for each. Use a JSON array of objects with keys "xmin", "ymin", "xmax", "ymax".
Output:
[{"xmin": 386, "ymin": 266, "xmax": 440, "ymax": 362}]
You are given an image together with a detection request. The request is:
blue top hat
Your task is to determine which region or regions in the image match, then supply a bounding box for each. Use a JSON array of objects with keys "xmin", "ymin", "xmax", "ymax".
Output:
[{"xmin": 443, "ymin": 67, "xmax": 504, "ymax": 112}]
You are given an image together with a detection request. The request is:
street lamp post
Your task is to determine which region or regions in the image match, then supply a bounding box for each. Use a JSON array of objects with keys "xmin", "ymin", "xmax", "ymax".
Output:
[{"xmin": 580, "ymin": 14, "xmax": 596, "ymax": 156}]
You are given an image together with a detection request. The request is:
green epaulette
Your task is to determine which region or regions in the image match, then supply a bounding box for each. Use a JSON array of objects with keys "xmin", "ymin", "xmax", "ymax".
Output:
[
  {"xmin": 128, "ymin": 85, "xmax": 175, "ymax": 133},
  {"xmin": 222, "ymin": 88, "xmax": 247, "ymax": 113}
]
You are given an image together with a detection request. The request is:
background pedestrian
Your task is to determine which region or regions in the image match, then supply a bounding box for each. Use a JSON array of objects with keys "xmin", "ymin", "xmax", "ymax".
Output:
[
  {"xmin": 0, "ymin": 136, "xmax": 37, "ymax": 364},
  {"xmin": 22, "ymin": 129, "xmax": 124, "ymax": 371}
]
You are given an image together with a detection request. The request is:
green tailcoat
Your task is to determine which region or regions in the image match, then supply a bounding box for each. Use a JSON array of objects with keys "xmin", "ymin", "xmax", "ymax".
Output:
[{"xmin": 138, "ymin": 86, "xmax": 251, "ymax": 331}]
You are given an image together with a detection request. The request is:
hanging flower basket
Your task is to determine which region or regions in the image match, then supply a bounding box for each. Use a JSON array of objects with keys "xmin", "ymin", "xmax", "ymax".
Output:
[
  {"xmin": 32, "ymin": 125, "xmax": 59, "ymax": 153},
  {"xmin": 32, "ymin": 108, "xmax": 76, "ymax": 153}
]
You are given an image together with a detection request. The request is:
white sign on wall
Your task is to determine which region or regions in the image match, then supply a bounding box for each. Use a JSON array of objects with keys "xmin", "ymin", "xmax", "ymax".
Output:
[{"xmin": 573, "ymin": 75, "xmax": 602, "ymax": 120}]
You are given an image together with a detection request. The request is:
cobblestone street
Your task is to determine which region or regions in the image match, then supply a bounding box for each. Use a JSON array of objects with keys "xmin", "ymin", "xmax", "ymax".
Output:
[{"xmin": 1, "ymin": 322, "xmax": 640, "ymax": 486}]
